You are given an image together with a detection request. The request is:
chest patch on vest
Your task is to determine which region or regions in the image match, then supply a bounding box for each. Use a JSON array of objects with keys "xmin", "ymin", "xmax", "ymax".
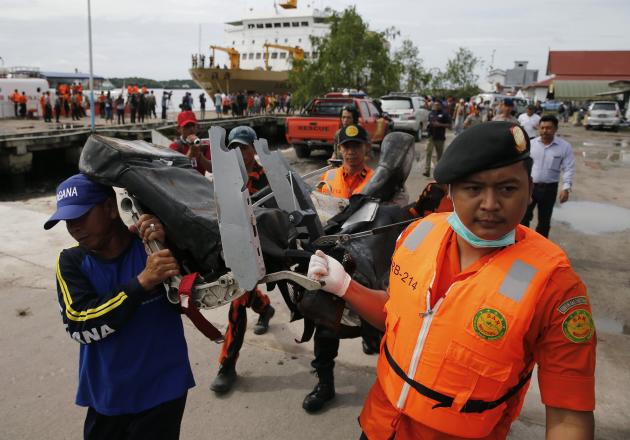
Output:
[
  {"xmin": 473, "ymin": 308, "xmax": 507, "ymax": 340},
  {"xmin": 562, "ymin": 309, "xmax": 594, "ymax": 343}
]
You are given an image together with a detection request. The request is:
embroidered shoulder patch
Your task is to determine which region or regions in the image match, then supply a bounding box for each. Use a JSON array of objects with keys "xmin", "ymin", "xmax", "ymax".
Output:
[
  {"xmin": 562, "ymin": 309, "xmax": 594, "ymax": 343},
  {"xmin": 473, "ymin": 308, "xmax": 507, "ymax": 340},
  {"xmin": 557, "ymin": 296, "xmax": 588, "ymax": 314}
]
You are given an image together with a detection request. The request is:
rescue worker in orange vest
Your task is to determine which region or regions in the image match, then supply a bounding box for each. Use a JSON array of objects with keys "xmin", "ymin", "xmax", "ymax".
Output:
[
  {"xmin": 9, "ymin": 89, "xmax": 20, "ymax": 117},
  {"xmin": 308, "ymin": 121, "xmax": 596, "ymax": 439},
  {"xmin": 317, "ymin": 124, "xmax": 374, "ymax": 199},
  {"xmin": 18, "ymin": 92, "xmax": 28, "ymax": 118},
  {"xmin": 301, "ymin": 124, "xmax": 376, "ymax": 413},
  {"xmin": 209, "ymin": 126, "xmax": 276, "ymax": 395},
  {"xmin": 40, "ymin": 91, "xmax": 53, "ymax": 122}
]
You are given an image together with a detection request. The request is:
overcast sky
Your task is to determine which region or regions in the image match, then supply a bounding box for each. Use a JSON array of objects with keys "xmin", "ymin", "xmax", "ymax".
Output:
[{"xmin": 1, "ymin": 0, "xmax": 628, "ymax": 85}]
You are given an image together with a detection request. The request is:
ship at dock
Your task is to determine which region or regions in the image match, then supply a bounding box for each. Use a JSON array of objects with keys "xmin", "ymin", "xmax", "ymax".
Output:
[{"xmin": 189, "ymin": 0, "xmax": 331, "ymax": 95}]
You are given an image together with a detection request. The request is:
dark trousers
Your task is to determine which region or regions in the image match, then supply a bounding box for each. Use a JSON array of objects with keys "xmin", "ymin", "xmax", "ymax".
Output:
[
  {"xmin": 218, "ymin": 289, "xmax": 270, "ymax": 367},
  {"xmin": 84, "ymin": 393, "xmax": 187, "ymax": 440},
  {"xmin": 312, "ymin": 321, "xmax": 382, "ymax": 383},
  {"xmin": 311, "ymin": 328, "xmax": 340, "ymax": 383},
  {"xmin": 521, "ymin": 182, "xmax": 558, "ymax": 238}
]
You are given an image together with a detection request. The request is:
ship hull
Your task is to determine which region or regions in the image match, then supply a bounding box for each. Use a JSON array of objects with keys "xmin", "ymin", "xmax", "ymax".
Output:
[{"xmin": 190, "ymin": 67, "xmax": 290, "ymax": 95}]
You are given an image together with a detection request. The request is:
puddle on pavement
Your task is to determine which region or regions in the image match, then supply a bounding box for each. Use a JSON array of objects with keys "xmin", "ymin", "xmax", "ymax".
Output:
[
  {"xmin": 581, "ymin": 140, "xmax": 629, "ymax": 149},
  {"xmin": 594, "ymin": 316, "xmax": 630, "ymax": 335},
  {"xmin": 581, "ymin": 149, "xmax": 630, "ymax": 165},
  {"xmin": 552, "ymin": 201, "xmax": 630, "ymax": 234}
]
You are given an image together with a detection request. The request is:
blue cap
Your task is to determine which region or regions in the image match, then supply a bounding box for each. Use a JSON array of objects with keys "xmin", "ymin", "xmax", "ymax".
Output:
[
  {"xmin": 503, "ymin": 98, "xmax": 514, "ymax": 106},
  {"xmin": 44, "ymin": 174, "xmax": 113, "ymax": 230},
  {"xmin": 227, "ymin": 126, "xmax": 258, "ymax": 149}
]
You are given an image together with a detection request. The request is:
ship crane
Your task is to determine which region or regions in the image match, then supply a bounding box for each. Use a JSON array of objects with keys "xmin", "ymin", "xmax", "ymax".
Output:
[
  {"xmin": 278, "ymin": 0, "xmax": 297, "ymax": 9},
  {"xmin": 210, "ymin": 45, "xmax": 241, "ymax": 70},
  {"xmin": 263, "ymin": 43, "xmax": 305, "ymax": 71}
]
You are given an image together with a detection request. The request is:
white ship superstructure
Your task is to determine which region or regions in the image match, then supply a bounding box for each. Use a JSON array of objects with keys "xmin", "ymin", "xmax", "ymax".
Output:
[{"xmin": 225, "ymin": 1, "xmax": 331, "ymax": 71}]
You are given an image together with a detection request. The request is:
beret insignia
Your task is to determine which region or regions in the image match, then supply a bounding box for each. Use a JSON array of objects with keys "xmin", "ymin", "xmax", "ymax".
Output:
[
  {"xmin": 345, "ymin": 125, "xmax": 359, "ymax": 137},
  {"xmin": 511, "ymin": 126, "xmax": 527, "ymax": 153}
]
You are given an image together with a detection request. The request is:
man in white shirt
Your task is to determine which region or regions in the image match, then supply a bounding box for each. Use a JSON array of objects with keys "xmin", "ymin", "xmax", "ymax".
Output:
[
  {"xmin": 521, "ymin": 115, "xmax": 575, "ymax": 237},
  {"xmin": 518, "ymin": 105, "xmax": 541, "ymax": 139}
]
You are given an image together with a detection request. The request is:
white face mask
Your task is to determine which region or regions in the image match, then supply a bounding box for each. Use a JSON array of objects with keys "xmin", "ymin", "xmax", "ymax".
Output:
[{"xmin": 447, "ymin": 185, "xmax": 516, "ymax": 248}]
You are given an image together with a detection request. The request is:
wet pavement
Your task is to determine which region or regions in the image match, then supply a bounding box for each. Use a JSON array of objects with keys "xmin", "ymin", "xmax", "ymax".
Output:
[
  {"xmin": 552, "ymin": 201, "xmax": 630, "ymax": 234},
  {"xmin": 1, "ymin": 122, "xmax": 629, "ymax": 439}
]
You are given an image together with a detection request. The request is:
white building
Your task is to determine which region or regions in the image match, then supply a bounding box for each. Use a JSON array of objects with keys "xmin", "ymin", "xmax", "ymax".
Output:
[
  {"xmin": 224, "ymin": 2, "xmax": 331, "ymax": 71},
  {"xmin": 483, "ymin": 69, "xmax": 506, "ymax": 93}
]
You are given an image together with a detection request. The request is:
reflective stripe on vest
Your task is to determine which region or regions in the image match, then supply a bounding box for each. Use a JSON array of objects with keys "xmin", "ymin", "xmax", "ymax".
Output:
[
  {"xmin": 402, "ymin": 221, "xmax": 434, "ymax": 251},
  {"xmin": 499, "ymin": 260, "xmax": 538, "ymax": 302}
]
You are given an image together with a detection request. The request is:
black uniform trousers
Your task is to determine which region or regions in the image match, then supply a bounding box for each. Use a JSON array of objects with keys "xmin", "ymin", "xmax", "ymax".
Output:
[
  {"xmin": 521, "ymin": 182, "xmax": 558, "ymax": 238},
  {"xmin": 311, "ymin": 321, "xmax": 382, "ymax": 383},
  {"xmin": 83, "ymin": 393, "xmax": 187, "ymax": 440}
]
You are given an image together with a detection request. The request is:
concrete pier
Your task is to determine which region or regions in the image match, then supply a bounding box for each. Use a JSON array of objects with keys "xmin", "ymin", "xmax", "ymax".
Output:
[{"xmin": 0, "ymin": 115, "xmax": 287, "ymax": 188}]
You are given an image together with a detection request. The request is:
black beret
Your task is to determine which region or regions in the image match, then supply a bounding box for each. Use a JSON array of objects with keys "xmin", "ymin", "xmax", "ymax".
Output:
[
  {"xmin": 434, "ymin": 121, "xmax": 530, "ymax": 184},
  {"xmin": 338, "ymin": 124, "xmax": 369, "ymax": 146}
]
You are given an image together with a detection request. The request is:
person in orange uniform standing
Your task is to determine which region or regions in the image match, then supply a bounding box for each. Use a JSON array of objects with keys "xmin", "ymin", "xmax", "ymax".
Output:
[
  {"xmin": 318, "ymin": 124, "xmax": 374, "ymax": 199},
  {"xmin": 168, "ymin": 111, "xmax": 212, "ymax": 175},
  {"xmin": 308, "ymin": 121, "xmax": 596, "ymax": 439},
  {"xmin": 9, "ymin": 89, "xmax": 20, "ymax": 117},
  {"xmin": 209, "ymin": 126, "xmax": 277, "ymax": 395}
]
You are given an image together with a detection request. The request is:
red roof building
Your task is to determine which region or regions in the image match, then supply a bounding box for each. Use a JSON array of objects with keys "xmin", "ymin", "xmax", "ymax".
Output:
[
  {"xmin": 522, "ymin": 51, "xmax": 630, "ymax": 100},
  {"xmin": 547, "ymin": 50, "xmax": 630, "ymax": 80}
]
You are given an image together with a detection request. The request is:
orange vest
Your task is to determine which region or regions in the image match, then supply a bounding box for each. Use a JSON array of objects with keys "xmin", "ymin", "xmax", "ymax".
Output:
[
  {"xmin": 9, "ymin": 92, "xmax": 19, "ymax": 103},
  {"xmin": 368, "ymin": 213, "xmax": 570, "ymax": 438},
  {"xmin": 318, "ymin": 166, "xmax": 374, "ymax": 198}
]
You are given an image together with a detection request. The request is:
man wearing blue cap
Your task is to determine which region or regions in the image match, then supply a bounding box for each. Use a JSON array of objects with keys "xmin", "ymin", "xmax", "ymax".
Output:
[
  {"xmin": 209, "ymin": 126, "xmax": 275, "ymax": 395},
  {"xmin": 45, "ymin": 174, "xmax": 194, "ymax": 440}
]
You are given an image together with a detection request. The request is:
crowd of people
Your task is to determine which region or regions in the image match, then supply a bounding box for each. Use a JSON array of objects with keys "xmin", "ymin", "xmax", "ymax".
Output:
[
  {"xmin": 212, "ymin": 91, "xmax": 294, "ymax": 118},
  {"xmin": 44, "ymin": 88, "xmax": 592, "ymax": 440}
]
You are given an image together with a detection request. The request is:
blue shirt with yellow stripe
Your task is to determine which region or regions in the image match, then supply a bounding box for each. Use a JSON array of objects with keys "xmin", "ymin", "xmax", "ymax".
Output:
[{"xmin": 56, "ymin": 237, "xmax": 194, "ymax": 415}]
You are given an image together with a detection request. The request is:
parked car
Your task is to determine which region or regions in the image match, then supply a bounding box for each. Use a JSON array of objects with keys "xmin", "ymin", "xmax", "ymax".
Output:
[
  {"xmin": 285, "ymin": 92, "xmax": 390, "ymax": 158},
  {"xmin": 473, "ymin": 93, "xmax": 528, "ymax": 116},
  {"xmin": 379, "ymin": 94, "xmax": 429, "ymax": 140},
  {"xmin": 585, "ymin": 101, "xmax": 622, "ymax": 131},
  {"xmin": 541, "ymin": 100, "xmax": 562, "ymax": 111}
]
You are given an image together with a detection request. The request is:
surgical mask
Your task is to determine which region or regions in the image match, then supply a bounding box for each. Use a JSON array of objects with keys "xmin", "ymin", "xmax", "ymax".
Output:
[
  {"xmin": 447, "ymin": 212, "xmax": 515, "ymax": 248},
  {"xmin": 446, "ymin": 185, "xmax": 515, "ymax": 248}
]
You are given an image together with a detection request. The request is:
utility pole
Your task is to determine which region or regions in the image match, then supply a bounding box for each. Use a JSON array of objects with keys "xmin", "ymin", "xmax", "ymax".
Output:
[{"xmin": 87, "ymin": 0, "xmax": 95, "ymax": 132}]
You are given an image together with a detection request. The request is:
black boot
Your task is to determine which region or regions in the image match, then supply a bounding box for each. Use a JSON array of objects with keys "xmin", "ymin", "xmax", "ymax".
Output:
[
  {"xmin": 302, "ymin": 377, "xmax": 335, "ymax": 413},
  {"xmin": 210, "ymin": 365, "xmax": 237, "ymax": 394},
  {"xmin": 253, "ymin": 305, "xmax": 275, "ymax": 335}
]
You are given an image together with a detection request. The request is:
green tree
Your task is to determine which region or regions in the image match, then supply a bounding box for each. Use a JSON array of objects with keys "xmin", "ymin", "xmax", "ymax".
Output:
[
  {"xmin": 442, "ymin": 47, "xmax": 482, "ymax": 97},
  {"xmin": 393, "ymin": 39, "xmax": 431, "ymax": 92},
  {"xmin": 289, "ymin": 7, "xmax": 400, "ymax": 106}
]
